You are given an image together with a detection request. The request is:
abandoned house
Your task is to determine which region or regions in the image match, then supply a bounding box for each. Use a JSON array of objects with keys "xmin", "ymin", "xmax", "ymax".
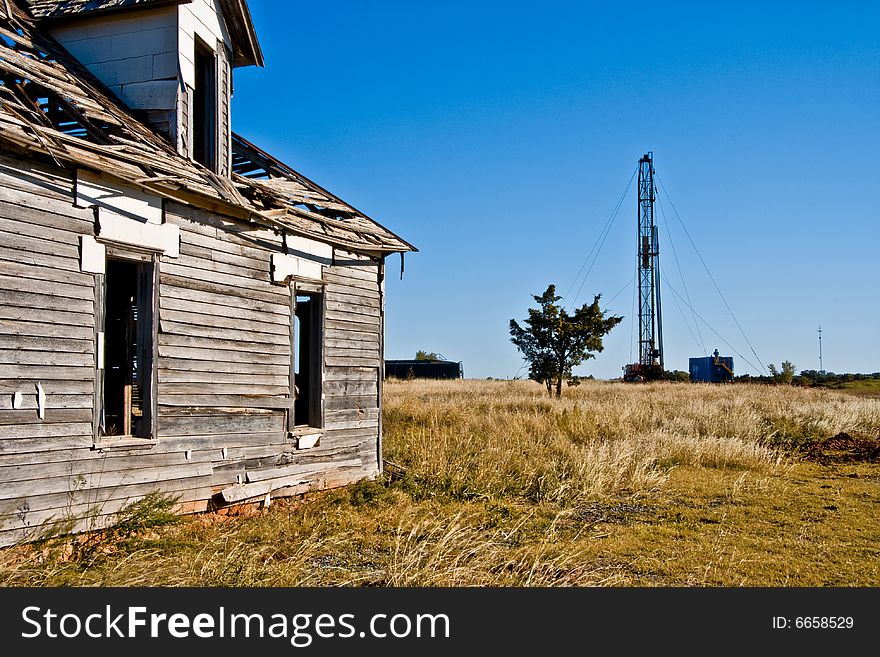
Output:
[{"xmin": 0, "ymin": 0, "xmax": 415, "ymax": 547}]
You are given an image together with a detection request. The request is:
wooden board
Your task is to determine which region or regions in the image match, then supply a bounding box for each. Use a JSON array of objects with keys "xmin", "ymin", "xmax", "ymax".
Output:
[
  {"xmin": 324, "ymin": 394, "xmax": 378, "ymax": 412},
  {"xmin": 0, "ymin": 349, "xmax": 93, "ymax": 367},
  {"xmin": 172, "ymin": 252, "xmax": 270, "ymax": 284},
  {"xmin": 0, "ymin": 232, "xmax": 80, "ymax": 260},
  {"xmin": 0, "ymin": 393, "xmax": 92, "ymax": 411},
  {"xmin": 324, "ymin": 380, "xmax": 378, "ymax": 398},
  {"xmin": 220, "ymin": 457, "xmax": 363, "ymax": 503},
  {"xmin": 0, "ymin": 320, "xmax": 93, "ymax": 341},
  {"xmin": 162, "ymin": 283, "xmax": 288, "ymax": 317},
  {"xmin": 157, "ymin": 382, "xmax": 290, "ymax": 396},
  {"xmin": 0, "ymin": 260, "xmax": 94, "ymax": 287},
  {"xmin": 325, "ymin": 356, "xmax": 380, "ymax": 368},
  {"xmin": 0, "ymin": 379, "xmax": 95, "ymax": 395},
  {"xmin": 162, "ymin": 261, "xmax": 286, "ymax": 296},
  {"xmin": 0, "ymin": 214, "xmax": 87, "ymax": 248},
  {"xmin": 0, "ymin": 364, "xmax": 95, "ymax": 381},
  {"xmin": 0, "ymin": 155, "xmax": 75, "ymax": 202},
  {"xmin": 160, "ymin": 295, "xmax": 289, "ymax": 327},
  {"xmin": 179, "ymin": 241, "xmax": 267, "ymax": 275},
  {"xmin": 157, "ymin": 394, "xmax": 289, "ymax": 409},
  {"xmin": 324, "ymin": 317, "xmax": 380, "ymax": 335},
  {"xmin": 158, "ymin": 369, "xmax": 290, "ymax": 386},
  {"xmin": 0, "ymin": 335, "xmax": 94, "ymax": 354},
  {"xmin": 0, "ymin": 462, "xmax": 213, "ymax": 502},
  {"xmin": 0, "ymin": 434, "xmax": 95, "ymax": 456},
  {"xmin": 0, "ymin": 245, "xmax": 80, "ymax": 272},
  {"xmin": 158, "ymin": 411, "xmax": 286, "ymax": 437},
  {"xmin": 160, "ymin": 272, "xmax": 287, "ymax": 306},
  {"xmin": 324, "ymin": 367, "xmax": 379, "ymax": 382},
  {"xmin": 159, "ymin": 344, "xmax": 287, "ymax": 365},
  {"xmin": 158, "ymin": 319, "xmax": 288, "ymax": 346},
  {"xmin": 159, "ymin": 307, "xmax": 287, "ymax": 337}
]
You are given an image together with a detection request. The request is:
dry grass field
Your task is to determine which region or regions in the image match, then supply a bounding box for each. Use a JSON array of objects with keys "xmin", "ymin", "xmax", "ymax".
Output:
[{"xmin": 1, "ymin": 379, "xmax": 878, "ymax": 586}]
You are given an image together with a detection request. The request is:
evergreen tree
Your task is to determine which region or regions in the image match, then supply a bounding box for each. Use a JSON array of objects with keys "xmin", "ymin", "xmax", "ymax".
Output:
[{"xmin": 509, "ymin": 285, "xmax": 622, "ymax": 397}]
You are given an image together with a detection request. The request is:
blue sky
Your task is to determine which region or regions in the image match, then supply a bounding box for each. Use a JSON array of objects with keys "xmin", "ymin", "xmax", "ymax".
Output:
[{"xmin": 232, "ymin": 1, "xmax": 880, "ymax": 379}]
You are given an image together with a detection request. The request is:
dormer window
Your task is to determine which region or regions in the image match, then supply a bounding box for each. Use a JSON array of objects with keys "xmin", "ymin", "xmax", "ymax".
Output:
[
  {"xmin": 39, "ymin": 0, "xmax": 263, "ymax": 175},
  {"xmin": 193, "ymin": 37, "xmax": 217, "ymax": 171}
]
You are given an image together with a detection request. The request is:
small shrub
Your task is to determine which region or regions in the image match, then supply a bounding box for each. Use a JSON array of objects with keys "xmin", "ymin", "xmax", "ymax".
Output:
[
  {"xmin": 347, "ymin": 478, "xmax": 395, "ymax": 508},
  {"xmin": 110, "ymin": 492, "xmax": 181, "ymax": 539}
]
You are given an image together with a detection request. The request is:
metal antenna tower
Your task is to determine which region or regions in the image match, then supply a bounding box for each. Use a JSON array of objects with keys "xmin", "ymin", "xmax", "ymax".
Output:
[
  {"xmin": 624, "ymin": 152, "xmax": 664, "ymax": 381},
  {"xmin": 818, "ymin": 324, "xmax": 823, "ymax": 373},
  {"xmin": 637, "ymin": 152, "xmax": 663, "ymax": 370}
]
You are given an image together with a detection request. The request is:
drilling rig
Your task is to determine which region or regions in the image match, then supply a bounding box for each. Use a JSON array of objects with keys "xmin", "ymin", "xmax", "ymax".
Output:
[{"xmin": 624, "ymin": 152, "xmax": 664, "ymax": 381}]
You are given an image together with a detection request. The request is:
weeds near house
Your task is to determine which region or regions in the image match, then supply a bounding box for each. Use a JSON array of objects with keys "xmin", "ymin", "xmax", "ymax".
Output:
[{"xmin": 0, "ymin": 492, "xmax": 181, "ymax": 586}]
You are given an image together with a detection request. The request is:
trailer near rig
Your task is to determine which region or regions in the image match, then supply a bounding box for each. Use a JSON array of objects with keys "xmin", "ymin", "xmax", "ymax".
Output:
[{"xmin": 689, "ymin": 351, "xmax": 734, "ymax": 383}]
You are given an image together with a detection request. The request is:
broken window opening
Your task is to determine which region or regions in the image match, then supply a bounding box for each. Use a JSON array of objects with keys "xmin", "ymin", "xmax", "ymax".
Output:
[
  {"xmin": 102, "ymin": 258, "xmax": 154, "ymax": 438},
  {"xmin": 293, "ymin": 292, "xmax": 323, "ymax": 429},
  {"xmin": 193, "ymin": 38, "xmax": 217, "ymax": 171}
]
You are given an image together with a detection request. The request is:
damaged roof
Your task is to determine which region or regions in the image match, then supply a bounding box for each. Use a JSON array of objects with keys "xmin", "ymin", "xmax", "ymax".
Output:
[
  {"xmin": 28, "ymin": 0, "xmax": 187, "ymax": 20},
  {"xmin": 0, "ymin": 1, "xmax": 413, "ymax": 254}
]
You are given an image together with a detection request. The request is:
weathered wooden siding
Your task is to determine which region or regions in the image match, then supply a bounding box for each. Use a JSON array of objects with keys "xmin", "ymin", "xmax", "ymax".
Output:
[
  {"xmin": 158, "ymin": 205, "xmax": 383, "ymax": 498},
  {"xmin": 161, "ymin": 202, "xmax": 290, "ymax": 398},
  {"xmin": 0, "ymin": 155, "xmax": 95, "ymax": 453},
  {"xmin": 157, "ymin": 203, "xmax": 290, "ymax": 496},
  {"xmin": 48, "ymin": 7, "xmax": 179, "ymax": 140},
  {"xmin": 322, "ymin": 251, "xmax": 383, "ymax": 473},
  {"xmin": 0, "ymin": 156, "xmax": 202, "ymax": 545},
  {"xmin": 0, "ymin": 157, "xmax": 385, "ymax": 547}
]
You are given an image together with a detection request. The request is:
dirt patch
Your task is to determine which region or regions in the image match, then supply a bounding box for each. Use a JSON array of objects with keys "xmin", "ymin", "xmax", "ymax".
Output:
[
  {"xmin": 802, "ymin": 432, "xmax": 880, "ymax": 464},
  {"xmin": 574, "ymin": 502, "xmax": 650, "ymax": 525}
]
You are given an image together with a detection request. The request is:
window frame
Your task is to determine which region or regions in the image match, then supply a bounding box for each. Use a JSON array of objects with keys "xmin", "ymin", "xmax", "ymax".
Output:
[
  {"xmin": 289, "ymin": 281, "xmax": 324, "ymax": 436},
  {"xmin": 192, "ymin": 35, "xmax": 218, "ymax": 172},
  {"xmin": 93, "ymin": 246, "xmax": 159, "ymax": 448}
]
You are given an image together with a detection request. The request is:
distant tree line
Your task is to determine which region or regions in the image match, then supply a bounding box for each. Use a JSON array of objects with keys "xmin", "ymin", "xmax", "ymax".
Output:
[
  {"xmin": 795, "ymin": 370, "xmax": 880, "ymax": 384},
  {"xmin": 735, "ymin": 370, "xmax": 880, "ymax": 386},
  {"xmin": 647, "ymin": 367, "xmax": 879, "ymax": 386}
]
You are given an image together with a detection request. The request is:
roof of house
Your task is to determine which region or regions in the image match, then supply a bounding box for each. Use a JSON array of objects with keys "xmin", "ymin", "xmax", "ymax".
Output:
[
  {"xmin": 28, "ymin": 0, "xmax": 263, "ymax": 67},
  {"xmin": 28, "ymin": 0, "xmax": 179, "ymax": 18},
  {"xmin": 0, "ymin": 1, "xmax": 413, "ymax": 254}
]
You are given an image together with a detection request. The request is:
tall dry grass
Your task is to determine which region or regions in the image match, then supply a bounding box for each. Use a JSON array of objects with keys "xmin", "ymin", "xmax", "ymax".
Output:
[
  {"xmin": 383, "ymin": 379, "xmax": 879, "ymax": 507},
  {"xmin": 385, "ymin": 509, "xmax": 626, "ymax": 586}
]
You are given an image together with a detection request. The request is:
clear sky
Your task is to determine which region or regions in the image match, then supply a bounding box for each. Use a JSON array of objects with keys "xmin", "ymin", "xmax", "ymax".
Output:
[{"xmin": 232, "ymin": 0, "xmax": 880, "ymax": 380}]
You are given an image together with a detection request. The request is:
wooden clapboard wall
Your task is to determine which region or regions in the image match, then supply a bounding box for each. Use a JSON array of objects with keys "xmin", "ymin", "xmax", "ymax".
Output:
[
  {"xmin": 0, "ymin": 153, "xmax": 385, "ymax": 548},
  {"xmin": 0, "ymin": 154, "xmax": 217, "ymax": 548},
  {"xmin": 323, "ymin": 250, "xmax": 383, "ymax": 472}
]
